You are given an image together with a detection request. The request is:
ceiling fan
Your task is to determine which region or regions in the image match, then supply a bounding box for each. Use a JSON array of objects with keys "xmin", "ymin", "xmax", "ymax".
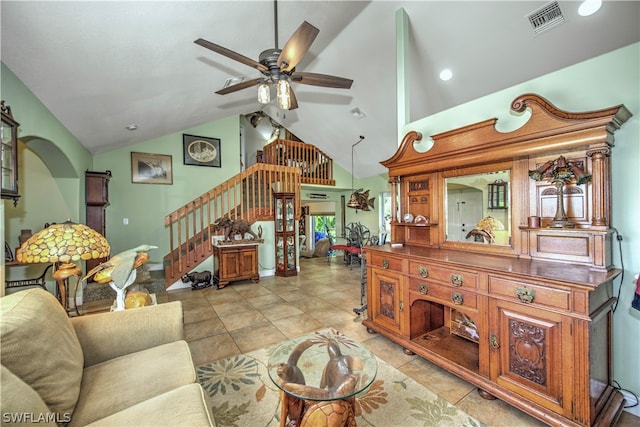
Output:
[{"xmin": 194, "ymin": 0, "xmax": 353, "ymax": 110}]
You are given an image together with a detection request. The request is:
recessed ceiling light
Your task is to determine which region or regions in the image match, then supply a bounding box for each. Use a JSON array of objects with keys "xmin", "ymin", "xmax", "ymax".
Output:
[
  {"xmin": 439, "ymin": 69, "xmax": 453, "ymax": 81},
  {"xmin": 126, "ymin": 124, "xmax": 138, "ymax": 131},
  {"xmin": 578, "ymin": 0, "xmax": 602, "ymax": 16}
]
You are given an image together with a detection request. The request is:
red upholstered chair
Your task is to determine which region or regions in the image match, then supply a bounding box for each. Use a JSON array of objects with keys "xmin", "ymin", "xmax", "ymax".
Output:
[{"xmin": 329, "ymin": 223, "xmax": 370, "ymax": 269}]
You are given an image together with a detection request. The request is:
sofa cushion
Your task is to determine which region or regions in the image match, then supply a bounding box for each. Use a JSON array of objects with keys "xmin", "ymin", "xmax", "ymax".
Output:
[
  {"xmin": 0, "ymin": 288, "xmax": 84, "ymax": 416},
  {"xmin": 69, "ymin": 340, "xmax": 196, "ymax": 427},
  {"xmin": 84, "ymin": 384, "xmax": 215, "ymax": 427},
  {"xmin": 1, "ymin": 365, "xmax": 58, "ymax": 426}
]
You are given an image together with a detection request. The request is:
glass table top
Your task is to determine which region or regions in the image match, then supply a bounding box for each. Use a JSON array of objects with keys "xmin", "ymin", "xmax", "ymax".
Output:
[{"xmin": 267, "ymin": 331, "xmax": 377, "ymax": 401}]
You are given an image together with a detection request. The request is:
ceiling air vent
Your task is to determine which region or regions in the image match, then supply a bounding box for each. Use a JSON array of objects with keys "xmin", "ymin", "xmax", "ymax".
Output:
[
  {"xmin": 526, "ymin": 1, "xmax": 565, "ymax": 35},
  {"xmin": 308, "ymin": 193, "xmax": 328, "ymax": 199}
]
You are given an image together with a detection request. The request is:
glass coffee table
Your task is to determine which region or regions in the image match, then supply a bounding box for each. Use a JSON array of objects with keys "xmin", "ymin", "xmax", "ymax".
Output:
[{"xmin": 268, "ymin": 331, "xmax": 377, "ymax": 427}]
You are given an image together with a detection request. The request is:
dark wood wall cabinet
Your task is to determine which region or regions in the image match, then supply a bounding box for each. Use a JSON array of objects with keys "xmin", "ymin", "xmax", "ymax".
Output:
[
  {"xmin": 364, "ymin": 94, "xmax": 632, "ymax": 427},
  {"xmin": 212, "ymin": 243, "xmax": 259, "ymax": 289},
  {"xmin": 1, "ymin": 101, "xmax": 20, "ymax": 206},
  {"xmin": 85, "ymin": 170, "xmax": 111, "ymax": 271}
]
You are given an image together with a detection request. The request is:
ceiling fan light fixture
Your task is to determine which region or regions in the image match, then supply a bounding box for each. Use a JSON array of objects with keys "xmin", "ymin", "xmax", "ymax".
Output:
[
  {"xmin": 277, "ymin": 78, "xmax": 291, "ymax": 110},
  {"xmin": 257, "ymin": 82, "xmax": 271, "ymax": 104}
]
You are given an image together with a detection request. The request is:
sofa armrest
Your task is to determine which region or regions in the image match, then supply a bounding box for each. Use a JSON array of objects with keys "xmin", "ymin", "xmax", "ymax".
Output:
[{"xmin": 71, "ymin": 301, "xmax": 184, "ymax": 367}]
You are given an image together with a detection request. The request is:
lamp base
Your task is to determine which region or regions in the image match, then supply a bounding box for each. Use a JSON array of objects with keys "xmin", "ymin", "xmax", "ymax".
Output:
[
  {"xmin": 547, "ymin": 219, "xmax": 576, "ymax": 228},
  {"xmin": 53, "ymin": 262, "xmax": 82, "ymax": 314},
  {"xmin": 548, "ymin": 181, "xmax": 575, "ymax": 229}
]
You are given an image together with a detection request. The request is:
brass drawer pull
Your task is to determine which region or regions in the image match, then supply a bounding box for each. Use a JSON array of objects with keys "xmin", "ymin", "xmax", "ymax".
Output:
[
  {"xmin": 418, "ymin": 266, "xmax": 429, "ymax": 278},
  {"xmin": 489, "ymin": 333, "xmax": 500, "ymax": 349},
  {"xmin": 451, "ymin": 274, "xmax": 463, "ymax": 287},
  {"xmin": 451, "ymin": 292, "xmax": 464, "ymax": 305},
  {"xmin": 381, "ymin": 259, "xmax": 390, "ymax": 269},
  {"xmin": 418, "ymin": 283, "xmax": 429, "ymax": 295},
  {"xmin": 516, "ymin": 287, "xmax": 535, "ymax": 304}
]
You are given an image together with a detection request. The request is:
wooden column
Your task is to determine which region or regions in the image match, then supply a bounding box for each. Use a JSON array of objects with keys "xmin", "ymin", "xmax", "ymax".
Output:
[{"xmin": 587, "ymin": 148, "xmax": 610, "ymax": 228}]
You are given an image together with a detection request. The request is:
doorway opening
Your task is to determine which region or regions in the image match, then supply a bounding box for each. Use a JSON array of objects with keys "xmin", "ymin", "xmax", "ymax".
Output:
[{"xmin": 309, "ymin": 215, "xmax": 335, "ymax": 249}]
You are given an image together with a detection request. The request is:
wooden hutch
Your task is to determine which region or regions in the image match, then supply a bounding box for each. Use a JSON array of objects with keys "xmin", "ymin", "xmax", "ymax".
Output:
[{"xmin": 363, "ymin": 94, "xmax": 632, "ymax": 426}]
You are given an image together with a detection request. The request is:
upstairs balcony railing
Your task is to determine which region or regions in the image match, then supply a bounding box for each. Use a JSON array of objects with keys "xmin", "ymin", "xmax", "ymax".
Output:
[{"xmin": 260, "ymin": 139, "xmax": 335, "ymax": 186}]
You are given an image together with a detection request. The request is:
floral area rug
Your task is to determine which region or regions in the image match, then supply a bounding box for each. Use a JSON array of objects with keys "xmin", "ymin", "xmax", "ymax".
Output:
[{"xmin": 196, "ymin": 330, "xmax": 484, "ymax": 427}]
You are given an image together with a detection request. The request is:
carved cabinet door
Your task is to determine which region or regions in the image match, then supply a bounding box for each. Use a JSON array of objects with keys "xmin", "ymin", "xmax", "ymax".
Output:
[
  {"xmin": 238, "ymin": 247, "xmax": 258, "ymax": 277},
  {"xmin": 369, "ymin": 268, "xmax": 408, "ymax": 336},
  {"xmin": 489, "ymin": 299, "xmax": 565, "ymax": 414},
  {"xmin": 219, "ymin": 249, "xmax": 241, "ymax": 279}
]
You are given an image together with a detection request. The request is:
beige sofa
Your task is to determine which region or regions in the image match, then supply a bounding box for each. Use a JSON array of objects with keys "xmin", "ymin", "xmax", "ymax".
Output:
[{"xmin": 1, "ymin": 288, "xmax": 214, "ymax": 426}]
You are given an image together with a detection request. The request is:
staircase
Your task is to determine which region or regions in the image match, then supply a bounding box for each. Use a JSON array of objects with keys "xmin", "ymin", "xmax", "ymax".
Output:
[
  {"xmin": 163, "ymin": 163, "xmax": 300, "ymax": 285},
  {"xmin": 163, "ymin": 139, "xmax": 335, "ymax": 286}
]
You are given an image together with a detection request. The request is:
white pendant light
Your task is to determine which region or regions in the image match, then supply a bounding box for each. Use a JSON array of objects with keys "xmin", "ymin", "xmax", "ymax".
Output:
[
  {"xmin": 257, "ymin": 82, "xmax": 270, "ymax": 104},
  {"xmin": 277, "ymin": 79, "xmax": 291, "ymax": 110}
]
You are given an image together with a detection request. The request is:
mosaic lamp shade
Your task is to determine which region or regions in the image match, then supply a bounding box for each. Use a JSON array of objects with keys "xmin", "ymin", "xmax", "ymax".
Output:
[{"xmin": 16, "ymin": 219, "xmax": 110, "ymax": 312}]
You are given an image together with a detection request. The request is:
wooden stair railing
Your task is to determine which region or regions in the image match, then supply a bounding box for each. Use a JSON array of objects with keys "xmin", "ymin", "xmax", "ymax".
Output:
[
  {"xmin": 261, "ymin": 139, "xmax": 335, "ymax": 186},
  {"xmin": 163, "ymin": 163, "xmax": 300, "ymax": 285}
]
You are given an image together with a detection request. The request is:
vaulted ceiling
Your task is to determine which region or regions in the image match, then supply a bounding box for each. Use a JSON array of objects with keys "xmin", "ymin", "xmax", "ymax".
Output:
[{"xmin": 2, "ymin": 1, "xmax": 638, "ymax": 178}]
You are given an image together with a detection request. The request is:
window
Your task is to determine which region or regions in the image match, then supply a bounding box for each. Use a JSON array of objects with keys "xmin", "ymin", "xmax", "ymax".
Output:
[{"xmin": 380, "ymin": 192, "xmax": 392, "ymax": 232}]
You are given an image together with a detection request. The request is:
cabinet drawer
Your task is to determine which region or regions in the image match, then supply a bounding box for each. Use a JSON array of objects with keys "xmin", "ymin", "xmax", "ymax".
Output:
[
  {"xmin": 409, "ymin": 261, "xmax": 478, "ymax": 289},
  {"xmin": 489, "ymin": 276, "xmax": 570, "ymax": 311},
  {"xmin": 370, "ymin": 253, "xmax": 406, "ymax": 272},
  {"xmin": 409, "ymin": 279, "xmax": 477, "ymax": 309}
]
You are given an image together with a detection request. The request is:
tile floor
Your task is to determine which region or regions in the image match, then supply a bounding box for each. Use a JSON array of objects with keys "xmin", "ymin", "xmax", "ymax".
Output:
[{"xmin": 164, "ymin": 256, "xmax": 637, "ymax": 427}]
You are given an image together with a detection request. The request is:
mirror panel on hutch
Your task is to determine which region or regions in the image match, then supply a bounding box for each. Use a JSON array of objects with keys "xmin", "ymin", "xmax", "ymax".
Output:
[{"xmin": 364, "ymin": 93, "xmax": 632, "ymax": 426}]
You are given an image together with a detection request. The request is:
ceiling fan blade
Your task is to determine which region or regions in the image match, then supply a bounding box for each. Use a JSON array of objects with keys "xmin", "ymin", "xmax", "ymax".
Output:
[
  {"xmin": 290, "ymin": 72, "xmax": 353, "ymax": 89},
  {"xmin": 277, "ymin": 21, "xmax": 319, "ymax": 73},
  {"xmin": 215, "ymin": 78, "xmax": 263, "ymax": 95},
  {"xmin": 288, "ymin": 86, "xmax": 299, "ymax": 110},
  {"xmin": 195, "ymin": 38, "xmax": 268, "ymax": 73}
]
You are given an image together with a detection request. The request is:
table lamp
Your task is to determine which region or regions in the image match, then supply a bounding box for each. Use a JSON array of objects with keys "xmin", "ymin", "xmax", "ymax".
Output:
[{"xmin": 16, "ymin": 219, "xmax": 110, "ymax": 313}]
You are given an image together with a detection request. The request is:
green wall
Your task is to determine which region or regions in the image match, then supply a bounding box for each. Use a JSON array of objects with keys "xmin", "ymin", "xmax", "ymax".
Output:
[
  {"xmin": 402, "ymin": 42, "xmax": 640, "ymax": 406},
  {"xmin": 93, "ymin": 116, "xmax": 241, "ymax": 261},
  {"xmin": 2, "ymin": 63, "xmax": 92, "ymax": 291},
  {"xmin": 2, "ymin": 63, "xmax": 92, "ymax": 236}
]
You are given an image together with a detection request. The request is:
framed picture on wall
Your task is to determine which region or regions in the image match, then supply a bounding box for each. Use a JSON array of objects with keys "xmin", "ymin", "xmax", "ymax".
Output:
[
  {"xmin": 131, "ymin": 152, "xmax": 173, "ymax": 184},
  {"xmin": 183, "ymin": 134, "xmax": 221, "ymax": 167}
]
